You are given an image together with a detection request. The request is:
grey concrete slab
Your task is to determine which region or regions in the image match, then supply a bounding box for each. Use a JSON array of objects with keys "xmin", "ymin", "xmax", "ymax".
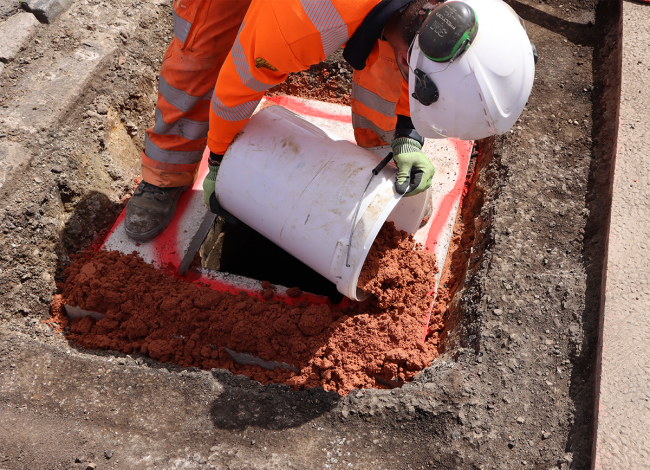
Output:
[
  {"xmin": 0, "ymin": 12, "xmax": 40, "ymax": 63},
  {"xmin": 101, "ymin": 157, "xmax": 216, "ymax": 275},
  {"xmin": 21, "ymin": 0, "xmax": 72, "ymax": 23},
  {"xmin": 593, "ymin": 2, "xmax": 650, "ymax": 469},
  {"xmin": 0, "ymin": 141, "xmax": 32, "ymax": 191},
  {"xmin": 0, "ymin": 34, "xmax": 117, "ymax": 133}
]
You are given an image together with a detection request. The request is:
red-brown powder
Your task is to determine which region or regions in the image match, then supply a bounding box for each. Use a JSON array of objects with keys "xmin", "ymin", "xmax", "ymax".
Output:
[
  {"xmin": 267, "ymin": 70, "xmax": 350, "ymax": 106},
  {"xmin": 44, "ymin": 294, "xmax": 70, "ymax": 333},
  {"xmin": 60, "ymin": 222, "xmax": 441, "ymax": 395}
]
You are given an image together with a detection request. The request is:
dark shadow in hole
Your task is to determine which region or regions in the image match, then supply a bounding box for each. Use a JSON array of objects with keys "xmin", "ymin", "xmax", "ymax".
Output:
[
  {"xmin": 504, "ymin": 0, "xmax": 595, "ymax": 45},
  {"xmin": 209, "ymin": 372, "xmax": 340, "ymax": 431},
  {"xmin": 214, "ymin": 221, "xmax": 344, "ymax": 304}
]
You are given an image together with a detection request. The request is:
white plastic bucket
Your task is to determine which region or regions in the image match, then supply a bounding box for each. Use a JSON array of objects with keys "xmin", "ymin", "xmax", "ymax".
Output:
[{"xmin": 215, "ymin": 106, "xmax": 430, "ymax": 300}]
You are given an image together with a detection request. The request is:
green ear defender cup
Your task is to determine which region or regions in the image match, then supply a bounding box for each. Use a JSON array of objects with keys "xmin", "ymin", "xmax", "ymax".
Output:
[{"xmin": 419, "ymin": 2, "xmax": 478, "ymax": 63}]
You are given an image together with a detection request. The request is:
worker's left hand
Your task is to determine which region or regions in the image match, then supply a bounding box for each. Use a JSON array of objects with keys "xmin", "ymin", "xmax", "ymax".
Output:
[
  {"xmin": 202, "ymin": 152, "xmax": 240, "ymax": 224},
  {"xmin": 202, "ymin": 160, "xmax": 220, "ymax": 208},
  {"xmin": 390, "ymin": 137, "xmax": 435, "ymax": 196}
]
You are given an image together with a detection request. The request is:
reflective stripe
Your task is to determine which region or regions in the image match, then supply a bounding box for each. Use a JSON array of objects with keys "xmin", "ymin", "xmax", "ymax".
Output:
[
  {"xmin": 300, "ymin": 0, "xmax": 349, "ymax": 57},
  {"xmin": 232, "ymin": 36, "xmax": 274, "ymax": 92},
  {"xmin": 211, "ymin": 94, "xmax": 260, "ymax": 122},
  {"xmin": 158, "ymin": 76, "xmax": 213, "ymax": 114},
  {"xmin": 352, "ymin": 113, "xmax": 395, "ymax": 144},
  {"xmin": 172, "ymin": 9, "xmax": 191, "ymax": 43},
  {"xmin": 144, "ymin": 134, "xmax": 204, "ymax": 165},
  {"xmin": 152, "ymin": 108, "xmax": 209, "ymax": 141},
  {"xmin": 352, "ymin": 83, "xmax": 396, "ymax": 118},
  {"xmin": 321, "ymin": 25, "xmax": 349, "ymax": 57}
]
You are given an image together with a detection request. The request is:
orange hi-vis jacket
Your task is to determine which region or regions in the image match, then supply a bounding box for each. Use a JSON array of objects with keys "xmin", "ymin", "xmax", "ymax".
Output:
[{"xmin": 143, "ymin": 0, "xmax": 410, "ymax": 188}]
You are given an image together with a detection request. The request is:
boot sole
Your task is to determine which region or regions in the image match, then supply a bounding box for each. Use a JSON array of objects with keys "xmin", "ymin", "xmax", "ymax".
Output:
[{"xmin": 124, "ymin": 185, "xmax": 189, "ymax": 242}]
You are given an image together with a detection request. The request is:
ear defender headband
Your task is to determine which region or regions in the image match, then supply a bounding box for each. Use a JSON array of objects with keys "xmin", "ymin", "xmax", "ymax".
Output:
[{"xmin": 411, "ymin": 1, "xmax": 479, "ymax": 106}]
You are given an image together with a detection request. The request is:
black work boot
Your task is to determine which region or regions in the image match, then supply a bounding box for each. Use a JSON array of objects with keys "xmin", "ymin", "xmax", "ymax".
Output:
[{"xmin": 124, "ymin": 181, "xmax": 187, "ymax": 241}]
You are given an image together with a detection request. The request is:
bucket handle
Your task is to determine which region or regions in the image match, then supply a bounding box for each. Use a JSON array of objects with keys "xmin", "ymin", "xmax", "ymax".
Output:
[{"xmin": 345, "ymin": 152, "xmax": 395, "ymax": 268}]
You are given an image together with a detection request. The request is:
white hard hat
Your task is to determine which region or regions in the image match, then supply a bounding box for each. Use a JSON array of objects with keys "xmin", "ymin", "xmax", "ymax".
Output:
[{"xmin": 408, "ymin": 0, "xmax": 536, "ymax": 140}]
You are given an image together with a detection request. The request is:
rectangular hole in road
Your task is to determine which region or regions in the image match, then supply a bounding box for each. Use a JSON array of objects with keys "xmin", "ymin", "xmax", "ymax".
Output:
[{"xmin": 200, "ymin": 218, "xmax": 345, "ymax": 305}]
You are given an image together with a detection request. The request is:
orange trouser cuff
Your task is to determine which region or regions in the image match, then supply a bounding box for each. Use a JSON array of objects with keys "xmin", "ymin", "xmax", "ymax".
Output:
[{"xmin": 141, "ymin": 151, "xmax": 200, "ymax": 188}]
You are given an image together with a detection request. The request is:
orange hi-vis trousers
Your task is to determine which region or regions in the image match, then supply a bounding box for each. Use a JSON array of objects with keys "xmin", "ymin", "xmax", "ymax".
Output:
[{"xmin": 143, "ymin": 0, "xmax": 409, "ymax": 188}]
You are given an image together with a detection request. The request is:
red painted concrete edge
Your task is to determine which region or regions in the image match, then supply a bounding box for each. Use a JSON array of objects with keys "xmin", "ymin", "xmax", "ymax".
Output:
[
  {"xmin": 420, "ymin": 139, "xmax": 473, "ymax": 340},
  {"xmin": 266, "ymin": 95, "xmax": 352, "ymax": 123},
  {"xmin": 424, "ymin": 139, "xmax": 473, "ymax": 252}
]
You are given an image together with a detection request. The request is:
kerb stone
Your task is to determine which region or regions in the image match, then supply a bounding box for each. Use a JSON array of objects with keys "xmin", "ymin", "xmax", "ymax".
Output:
[
  {"xmin": 0, "ymin": 34, "xmax": 117, "ymax": 133},
  {"xmin": 21, "ymin": 0, "xmax": 73, "ymax": 23},
  {"xmin": 102, "ymin": 155, "xmax": 216, "ymax": 275},
  {"xmin": 593, "ymin": 2, "xmax": 650, "ymax": 469},
  {"xmin": 0, "ymin": 13, "xmax": 40, "ymax": 63}
]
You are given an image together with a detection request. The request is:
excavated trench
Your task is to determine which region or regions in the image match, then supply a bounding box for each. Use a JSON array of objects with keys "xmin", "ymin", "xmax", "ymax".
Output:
[{"xmin": 54, "ymin": 139, "xmax": 488, "ymax": 396}]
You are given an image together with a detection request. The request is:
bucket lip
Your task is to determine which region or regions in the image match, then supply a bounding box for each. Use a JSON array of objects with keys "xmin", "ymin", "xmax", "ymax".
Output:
[
  {"xmin": 342, "ymin": 178, "xmax": 405, "ymax": 301},
  {"xmin": 343, "ymin": 183, "xmax": 431, "ymax": 302}
]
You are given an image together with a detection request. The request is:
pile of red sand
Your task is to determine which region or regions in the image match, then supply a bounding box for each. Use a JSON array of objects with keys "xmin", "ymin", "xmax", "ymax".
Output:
[
  {"xmin": 58, "ymin": 222, "xmax": 441, "ymax": 395},
  {"xmin": 268, "ymin": 69, "xmax": 350, "ymax": 106}
]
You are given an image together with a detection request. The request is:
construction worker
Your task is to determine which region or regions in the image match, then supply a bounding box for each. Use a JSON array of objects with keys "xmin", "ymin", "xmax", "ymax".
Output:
[{"xmin": 125, "ymin": 0, "xmax": 535, "ymax": 241}]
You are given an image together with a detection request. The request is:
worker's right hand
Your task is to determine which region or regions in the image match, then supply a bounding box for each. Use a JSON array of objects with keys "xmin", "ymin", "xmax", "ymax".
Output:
[{"xmin": 390, "ymin": 137, "xmax": 435, "ymax": 196}]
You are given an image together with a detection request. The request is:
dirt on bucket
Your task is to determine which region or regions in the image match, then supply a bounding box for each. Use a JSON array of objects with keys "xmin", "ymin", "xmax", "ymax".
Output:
[{"xmin": 58, "ymin": 222, "xmax": 440, "ymax": 395}]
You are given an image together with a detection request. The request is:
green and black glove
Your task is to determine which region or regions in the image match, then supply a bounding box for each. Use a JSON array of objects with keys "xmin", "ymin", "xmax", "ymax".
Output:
[
  {"xmin": 202, "ymin": 158, "xmax": 220, "ymax": 208},
  {"xmin": 203, "ymin": 152, "xmax": 239, "ymax": 224},
  {"xmin": 390, "ymin": 137, "xmax": 435, "ymax": 196}
]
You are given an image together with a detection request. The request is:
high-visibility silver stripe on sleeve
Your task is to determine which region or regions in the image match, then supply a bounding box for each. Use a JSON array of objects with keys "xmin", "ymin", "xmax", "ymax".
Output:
[
  {"xmin": 322, "ymin": 25, "xmax": 349, "ymax": 57},
  {"xmin": 152, "ymin": 108, "xmax": 209, "ymax": 141},
  {"xmin": 211, "ymin": 94, "xmax": 260, "ymax": 122},
  {"xmin": 231, "ymin": 37, "xmax": 274, "ymax": 93},
  {"xmin": 172, "ymin": 9, "xmax": 191, "ymax": 43},
  {"xmin": 352, "ymin": 83, "xmax": 397, "ymax": 118},
  {"xmin": 158, "ymin": 76, "xmax": 213, "ymax": 114},
  {"xmin": 352, "ymin": 113, "xmax": 395, "ymax": 144},
  {"xmin": 300, "ymin": 0, "xmax": 344, "ymax": 32},
  {"xmin": 300, "ymin": 0, "xmax": 349, "ymax": 57},
  {"xmin": 144, "ymin": 134, "xmax": 204, "ymax": 164}
]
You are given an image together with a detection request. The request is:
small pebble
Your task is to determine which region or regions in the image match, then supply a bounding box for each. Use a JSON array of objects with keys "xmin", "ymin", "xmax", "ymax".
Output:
[
  {"xmin": 96, "ymin": 103, "xmax": 110, "ymax": 115},
  {"xmin": 286, "ymin": 286, "xmax": 302, "ymax": 298},
  {"xmin": 104, "ymin": 450, "xmax": 113, "ymax": 459}
]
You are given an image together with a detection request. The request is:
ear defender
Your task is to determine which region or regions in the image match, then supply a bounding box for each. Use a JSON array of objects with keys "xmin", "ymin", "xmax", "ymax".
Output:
[
  {"xmin": 419, "ymin": 2, "xmax": 478, "ymax": 62},
  {"xmin": 411, "ymin": 1, "xmax": 479, "ymax": 107}
]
